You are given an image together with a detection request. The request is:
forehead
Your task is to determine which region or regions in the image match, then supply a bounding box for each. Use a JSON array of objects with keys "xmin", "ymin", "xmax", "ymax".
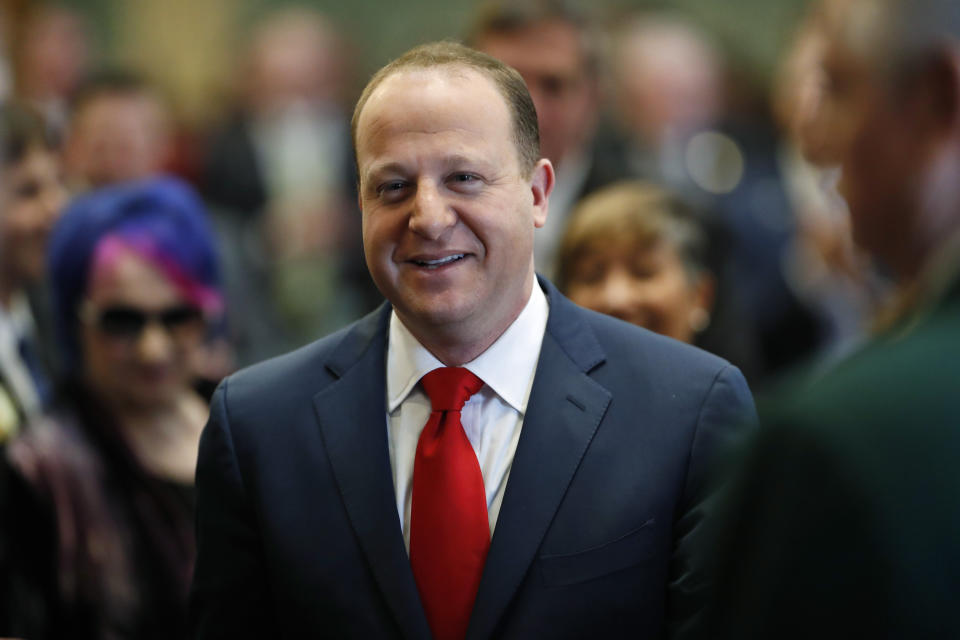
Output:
[
  {"xmin": 355, "ymin": 66, "xmax": 516, "ymax": 168},
  {"xmin": 77, "ymin": 92, "xmax": 162, "ymax": 126},
  {"xmin": 87, "ymin": 244, "xmax": 183, "ymax": 308}
]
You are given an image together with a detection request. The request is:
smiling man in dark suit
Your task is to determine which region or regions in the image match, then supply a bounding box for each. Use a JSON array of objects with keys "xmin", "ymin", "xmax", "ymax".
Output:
[{"xmin": 190, "ymin": 41, "xmax": 754, "ymax": 640}]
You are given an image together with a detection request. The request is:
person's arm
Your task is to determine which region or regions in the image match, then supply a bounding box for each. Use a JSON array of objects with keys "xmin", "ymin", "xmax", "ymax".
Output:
[
  {"xmin": 667, "ymin": 364, "xmax": 757, "ymax": 639},
  {"xmin": 190, "ymin": 380, "xmax": 275, "ymax": 638}
]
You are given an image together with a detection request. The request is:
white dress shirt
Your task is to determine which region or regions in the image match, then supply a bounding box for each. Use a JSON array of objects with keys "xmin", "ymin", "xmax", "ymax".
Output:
[{"xmin": 386, "ymin": 283, "xmax": 549, "ymax": 551}]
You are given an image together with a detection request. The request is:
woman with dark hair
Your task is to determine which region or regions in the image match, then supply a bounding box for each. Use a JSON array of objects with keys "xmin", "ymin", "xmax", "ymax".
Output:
[
  {"xmin": 0, "ymin": 177, "xmax": 223, "ymax": 639},
  {"xmin": 0, "ymin": 102, "xmax": 67, "ymax": 438}
]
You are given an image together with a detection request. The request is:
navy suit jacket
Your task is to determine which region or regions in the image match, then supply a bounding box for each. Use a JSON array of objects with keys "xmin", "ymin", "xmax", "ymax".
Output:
[{"xmin": 190, "ymin": 279, "xmax": 755, "ymax": 639}]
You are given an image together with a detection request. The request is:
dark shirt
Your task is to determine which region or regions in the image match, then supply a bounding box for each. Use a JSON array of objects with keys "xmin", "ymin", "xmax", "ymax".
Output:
[{"xmin": 0, "ymin": 381, "xmax": 196, "ymax": 639}]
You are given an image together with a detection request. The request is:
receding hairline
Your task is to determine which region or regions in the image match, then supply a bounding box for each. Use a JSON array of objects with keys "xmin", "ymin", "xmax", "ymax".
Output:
[
  {"xmin": 355, "ymin": 62, "xmax": 500, "ymax": 124},
  {"xmin": 352, "ymin": 55, "xmax": 538, "ymax": 182}
]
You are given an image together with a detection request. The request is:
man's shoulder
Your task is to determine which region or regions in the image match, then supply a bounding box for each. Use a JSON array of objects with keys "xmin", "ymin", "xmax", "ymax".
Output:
[
  {"xmin": 760, "ymin": 305, "xmax": 960, "ymax": 451},
  {"xmin": 561, "ymin": 299, "xmax": 735, "ymax": 379}
]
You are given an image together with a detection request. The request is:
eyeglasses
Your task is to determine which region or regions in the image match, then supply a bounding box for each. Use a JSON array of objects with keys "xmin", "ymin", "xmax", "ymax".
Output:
[{"xmin": 80, "ymin": 303, "xmax": 205, "ymax": 341}]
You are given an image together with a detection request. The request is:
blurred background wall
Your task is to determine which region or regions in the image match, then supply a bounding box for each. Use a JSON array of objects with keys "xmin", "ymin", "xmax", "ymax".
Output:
[{"xmin": 21, "ymin": 0, "xmax": 809, "ymax": 128}]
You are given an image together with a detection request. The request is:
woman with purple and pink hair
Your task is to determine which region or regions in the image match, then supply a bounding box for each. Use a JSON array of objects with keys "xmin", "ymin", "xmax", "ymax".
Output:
[{"xmin": 1, "ymin": 177, "xmax": 223, "ymax": 639}]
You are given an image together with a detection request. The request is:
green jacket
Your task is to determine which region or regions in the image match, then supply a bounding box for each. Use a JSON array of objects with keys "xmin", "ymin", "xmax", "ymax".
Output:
[{"xmin": 703, "ymin": 276, "xmax": 960, "ymax": 639}]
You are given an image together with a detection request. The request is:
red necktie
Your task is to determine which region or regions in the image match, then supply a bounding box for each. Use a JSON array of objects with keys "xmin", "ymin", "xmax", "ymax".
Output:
[{"xmin": 410, "ymin": 367, "xmax": 488, "ymax": 640}]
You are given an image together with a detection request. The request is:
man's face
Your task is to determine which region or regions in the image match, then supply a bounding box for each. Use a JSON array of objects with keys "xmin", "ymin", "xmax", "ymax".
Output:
[
  {"xmin": 475, "ymin": 20, "xmax": 597, "ymax": 167},
  {"xmin": 65, "ymin": 93, "xmax": 170, "ymax": 187},
  {"xmin": 818, "ymin": 14, "xmax": 933, "ymax": 272},
  {"xmin": 0, "ymin": 147, "xmax": 66, "ymax": 287},
  {"xmin": 356, "ymin": 67, "xmax": 551, "ymax": 354}
]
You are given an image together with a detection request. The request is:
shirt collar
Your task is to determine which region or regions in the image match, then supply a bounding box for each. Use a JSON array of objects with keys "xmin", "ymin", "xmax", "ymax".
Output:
[
  {"xmin": 0, "ymin": 293, "xmax": 34, "ymax": 345},
  {"xmin": 387, "ymin": 282, "xmax": 549, "ymax": 414}
]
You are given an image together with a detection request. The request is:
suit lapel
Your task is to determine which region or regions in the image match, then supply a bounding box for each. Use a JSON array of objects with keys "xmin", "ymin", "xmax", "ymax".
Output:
[
  {"xmin": 467, "ymin": 283, "xmax": 612, "ymax": 640},
  {"xmin": 312, "ymin": 305, "xmax": 432, "ymax": 640}
]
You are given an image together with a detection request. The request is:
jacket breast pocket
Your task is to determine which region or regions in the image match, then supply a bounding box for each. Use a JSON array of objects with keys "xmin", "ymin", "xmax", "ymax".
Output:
[{"xmin": 538, "ymin": 518, "xmax": 657, "ymax": 587}]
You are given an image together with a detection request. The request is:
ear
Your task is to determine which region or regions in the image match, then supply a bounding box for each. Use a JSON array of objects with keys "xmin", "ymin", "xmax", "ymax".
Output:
[
  {"xmin": 687, "ymin": 273, "xmax": 716, "ymax": 334},
  {"xmin": 693, "ymin": 272, "xmax": 716, "ymax": 315},
  {"xmin": 530, "ymin": 158, "xmax": 555, "ymax": 229}
]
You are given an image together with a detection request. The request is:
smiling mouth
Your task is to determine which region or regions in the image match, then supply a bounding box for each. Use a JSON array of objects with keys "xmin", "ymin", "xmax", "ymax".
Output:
[{"xmin": 413, "ymin": 254, "xmax": 466, "ymax": 268}]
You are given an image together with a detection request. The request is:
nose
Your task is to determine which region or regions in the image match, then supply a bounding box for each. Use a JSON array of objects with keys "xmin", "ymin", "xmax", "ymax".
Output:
[
  {"xmin": 408, "ymin": 180, "xmax": 456, "ymax": 240},
  {"xmin": 136, "ymin": 321, "xmax": 174, "ymax": 363},
  {"xmin": 39, "ymin": 182, "xmax": 67, "ymax": 229},
  {"xmin": 596, "ymin": 271, "xmax": 644, "ymax": 320}
]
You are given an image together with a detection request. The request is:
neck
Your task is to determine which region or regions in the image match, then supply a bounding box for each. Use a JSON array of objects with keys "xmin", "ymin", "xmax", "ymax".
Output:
[
  {"xmin": 405, "ymin": 315, "xmax": 515, "ymax": 367},
  {"xmin": 105, "ymin": 387, "xmax": 207, "ymax": 482}
]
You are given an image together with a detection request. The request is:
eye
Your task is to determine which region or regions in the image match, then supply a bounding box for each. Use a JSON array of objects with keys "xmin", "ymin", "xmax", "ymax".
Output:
[
  {"xmin": 14, "ymin": 180, "xmax": 40, "ymax": 200},
  {"xmin": 569, "ymin": 256, "xmax": 608, "ymax": 285},
  {"xmin": 447, "ymin": 172, "xmax": 483, "ymax": 193},
  {"xmin": 376, "ymin": 180, "xmax": 410, "ymax": 203}
]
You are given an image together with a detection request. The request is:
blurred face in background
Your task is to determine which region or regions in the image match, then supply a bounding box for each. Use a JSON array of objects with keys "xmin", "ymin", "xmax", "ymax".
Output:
[
  {"xmin": 613, "ymin": 20, "xmax": 723, "ymax": 147},
  {"xmin": 18, "ymin": 6, "xmax": 91, "ymax": 101},
  {"xmin": 245, "ymin": 9, "xmax": 346, "ymax": 115},
  {"xmin": 475, "ymin": 19, "xmax": 598, "ymax": 167},
  {"xmin": 80, "ymin": 243, "xmax": 205, "ymax": 410},
  {"xmin": 0, "ymin": 145, "xmax": 67, "ymax": 291},
  {"xmin": 564, "ymin": 236, "xmax": 712, "ymax": 343},
  {"xmin": 64, "ymin": 92, "xmax": 171, "ymax": 188},
  {"xmin": 817, "ymin": 0, "xmax": 939, "ymax": 275},
  {"xmin": 774, "ymin": 19, "xmax": 836, "ymax": 165}
]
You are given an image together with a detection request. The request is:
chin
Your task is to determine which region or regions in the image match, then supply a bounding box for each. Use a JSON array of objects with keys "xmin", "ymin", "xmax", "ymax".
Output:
[{"xmin": 399, "ymin": 295, "xmax": 476, "ymax": 328}]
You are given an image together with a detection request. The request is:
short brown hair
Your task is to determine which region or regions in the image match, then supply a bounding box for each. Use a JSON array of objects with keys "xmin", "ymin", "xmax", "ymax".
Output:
[
  {"xmin": 351, "ymin": 41, "xmax": 540, "ymax": 178},
  {"xmin": 556, "ymin": 181, "xmax": 710, "ymax": 291},
  {"xmin": 465, "ymin": 0, "xmax": 599, "ymax": 76}
]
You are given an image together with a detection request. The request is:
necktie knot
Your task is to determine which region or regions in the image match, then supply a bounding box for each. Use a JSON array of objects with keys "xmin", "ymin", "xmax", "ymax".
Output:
[{"xmin": 421, "ymin": 367, "xmax": 484, "ymax": 412}]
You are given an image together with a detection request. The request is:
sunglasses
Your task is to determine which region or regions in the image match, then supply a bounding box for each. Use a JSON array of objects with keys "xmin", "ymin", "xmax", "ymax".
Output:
[{"xmin": 81, "ymin": 303, "xmax": 205, "ymax": 341}]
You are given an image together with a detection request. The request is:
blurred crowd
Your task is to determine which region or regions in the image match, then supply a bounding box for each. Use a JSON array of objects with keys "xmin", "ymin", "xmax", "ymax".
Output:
[{"xmin": 0, "ymin": 0, "xmax": 892, "ymax": 637}]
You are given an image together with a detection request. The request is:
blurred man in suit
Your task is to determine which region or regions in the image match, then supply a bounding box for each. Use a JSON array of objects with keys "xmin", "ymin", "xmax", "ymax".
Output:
[
  {"xmin": 704, "ymin": 1, "xmax": 960, "ymax": 637},
  {"xmin": 467, "ymin": 0, "xmax": 631, "ymax": 277},
  {"xmin": 190, "ymin": 41, "xmax": 754, "ymax": 639}
]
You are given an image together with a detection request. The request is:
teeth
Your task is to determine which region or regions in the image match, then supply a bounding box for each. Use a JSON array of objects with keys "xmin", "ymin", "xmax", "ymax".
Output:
[{"xmin": 416, "ymin": 254, "xmax": 464, "ymax": 267}]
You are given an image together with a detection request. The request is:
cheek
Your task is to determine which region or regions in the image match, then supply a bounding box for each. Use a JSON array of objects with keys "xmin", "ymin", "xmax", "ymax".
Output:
[
  {"xmin": 565, "ymin": 282, "xmax": 599, "ymax": 308},
  {"xmin": 362, "ymin": 207, "xmax": 398, "ymax": 250},
  {"xmin": 643, "ymin": 271, "xmax": 695, "ymax": 316},
  {"xmin": 80, "ymin": 332, "xmax": 127, "ymax": 384},
  {"xmin": 2, "ymin": 207, "xmax": 33, "ymax": 240},
  {"xmin": 361, "ymin": 215, "xmax": 387, "ymax": 261}
]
